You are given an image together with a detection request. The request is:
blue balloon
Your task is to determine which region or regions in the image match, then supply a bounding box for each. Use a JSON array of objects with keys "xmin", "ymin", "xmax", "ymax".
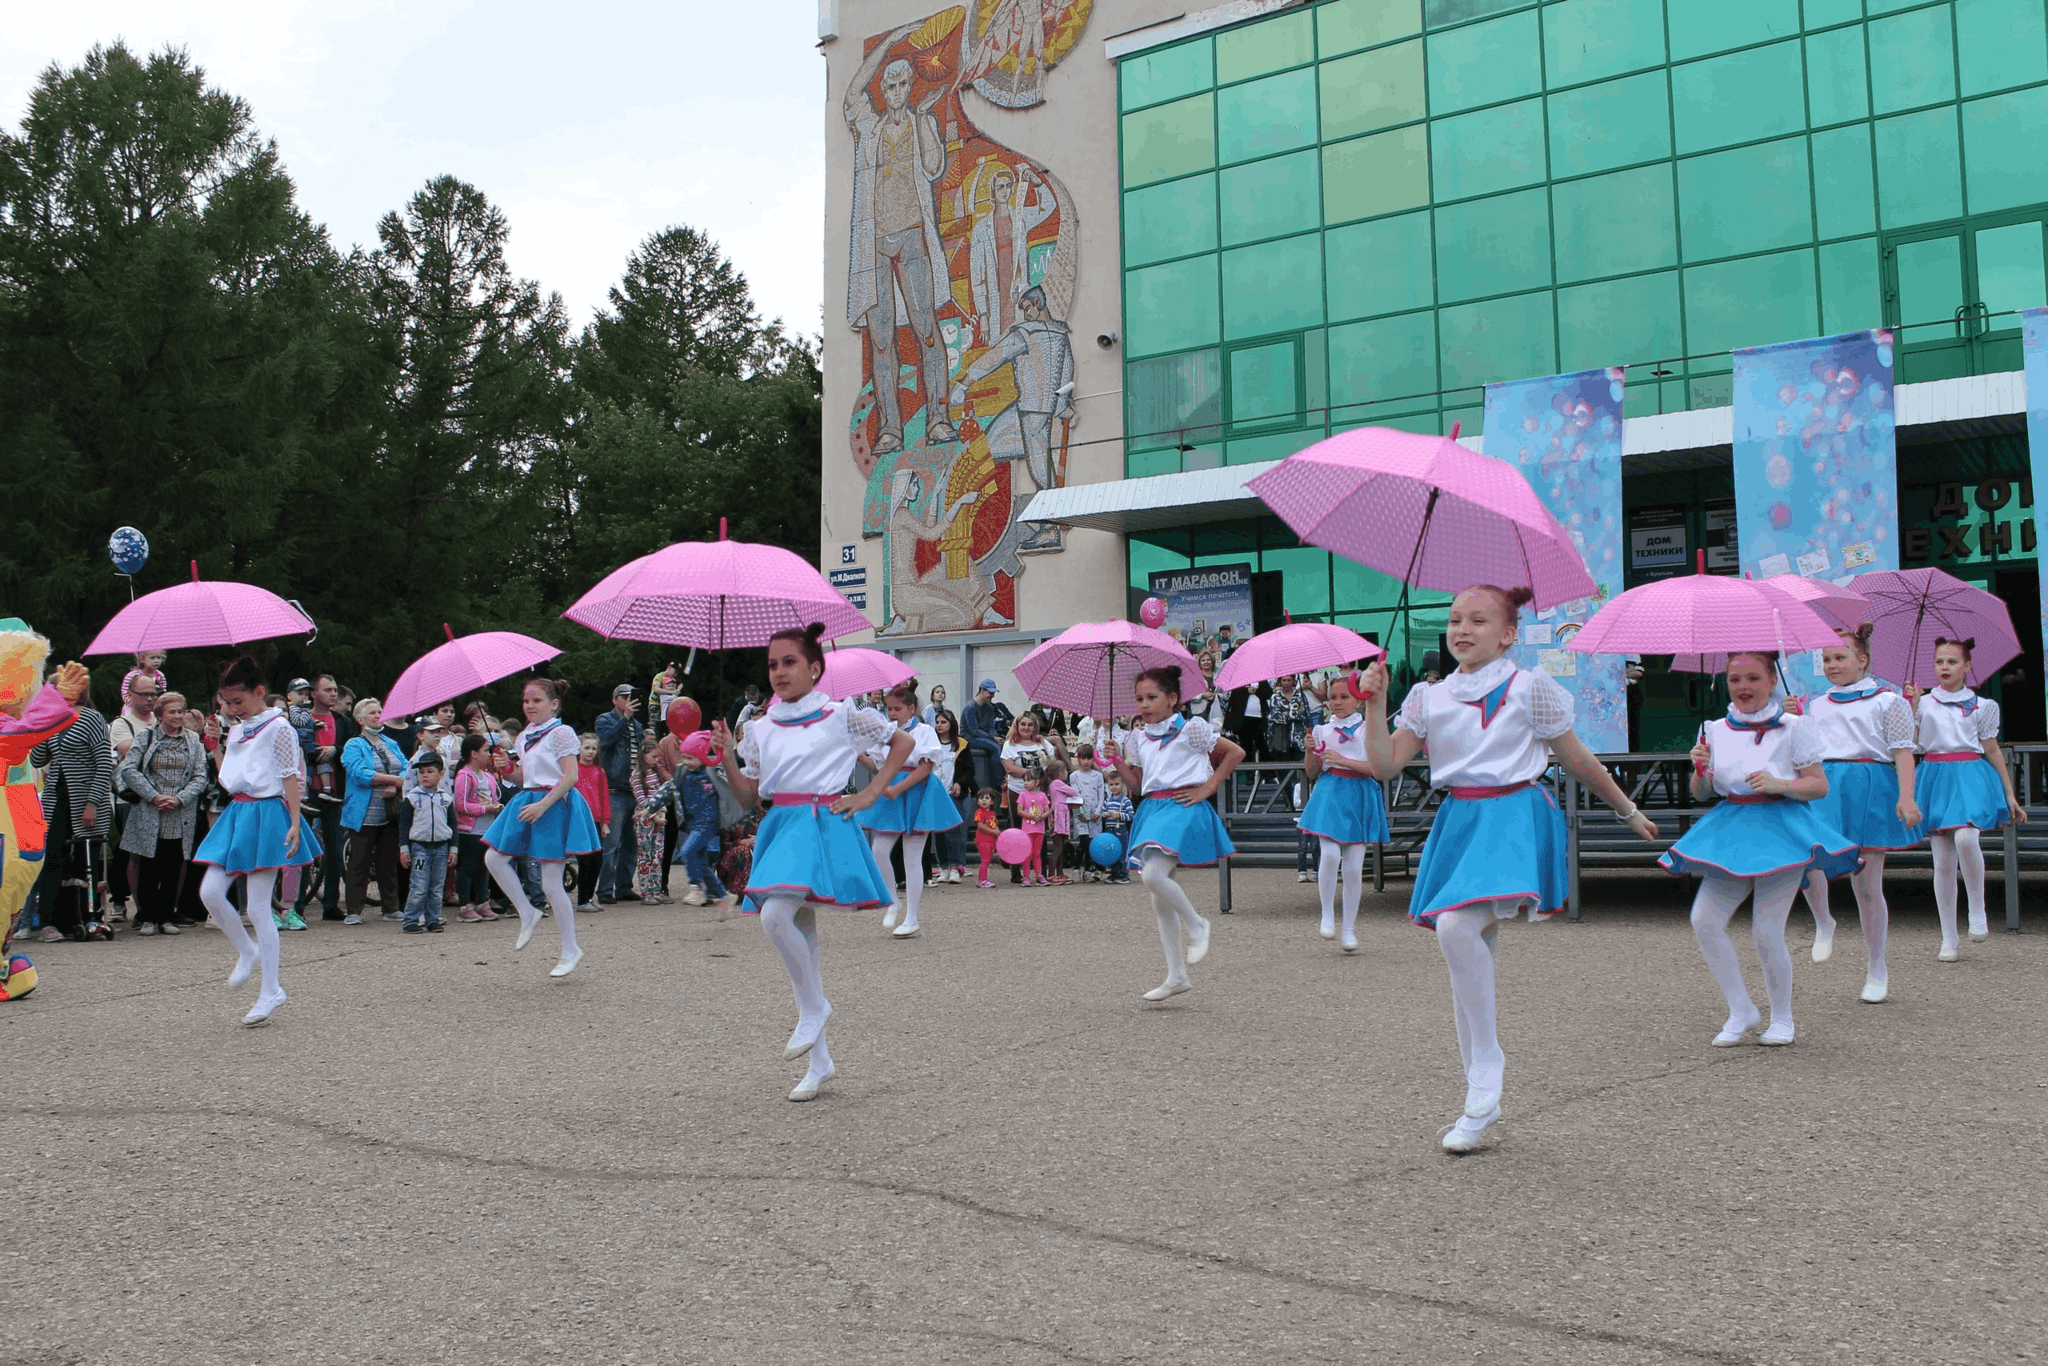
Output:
[
  {"xmin": 108, "ymin": 526, "xmax": 149, "ymax": 576},
  {"xmin": 1089, "ymin": 833, "xmax": 1124, "ymax": 868}
]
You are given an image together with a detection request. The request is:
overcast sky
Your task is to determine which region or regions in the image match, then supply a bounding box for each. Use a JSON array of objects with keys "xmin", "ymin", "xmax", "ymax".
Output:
[{"xmin": 1, "ymin": 1, "xmax": 829, "ymax": 335}]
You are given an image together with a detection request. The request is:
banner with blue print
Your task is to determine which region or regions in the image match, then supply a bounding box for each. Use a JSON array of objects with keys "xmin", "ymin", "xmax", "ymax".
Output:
[
  {"xmin": 1483, "ymin": 368, "xmax": 1627, "ymax": 752},
  {"xmin": 2023, "ymin": 308, "xmax": 2048, "ymax": 706}
]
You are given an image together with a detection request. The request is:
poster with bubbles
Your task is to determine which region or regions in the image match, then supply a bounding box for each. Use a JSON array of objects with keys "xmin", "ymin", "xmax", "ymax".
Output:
[
  {"xmin": 1731, "ymin": 330, "xmax": 1897, "ymax": 698},
  {"xmin": 2023, "ymin": 308, "xmax": 2048, "ymax": 704},
  {"xmin": 1483, "ymin": 368, "xmax": 1627, "ymax": 752}
]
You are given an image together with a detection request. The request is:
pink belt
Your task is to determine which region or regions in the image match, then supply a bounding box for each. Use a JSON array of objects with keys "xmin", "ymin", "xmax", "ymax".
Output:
[
  {"xmin": 1923, "ymin": 751, "xmax": 1983, "ymax": 763},
  {"xmin": 771, "ymin": 793, "xmax": 839, "ymax": 808},
  {"xmin": 1321, "ymin": 767, "xmax": 1373, "ymax": 779},
  {"xmin": 1447, "ymin": 780, "xmax": 1532, "ymax": 801},
  {"xmin": 1833, "ymin": 757, "xmax": 1886, "ymax": 764},
  {"xmin": 230, "ymin": 793, "xmax": 278, "ymax": 804},
  {"xmin": 1726, "ymin": 794, "xmax": 1783, "ymax": 804},
  {"xmin": 1143, "ymin": 788, "xmax": 1191, "ymax": 801}
]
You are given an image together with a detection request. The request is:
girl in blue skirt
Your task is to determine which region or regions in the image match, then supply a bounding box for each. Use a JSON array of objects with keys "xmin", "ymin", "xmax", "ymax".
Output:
[
  {"xmin": 856, "ymin": 680, "xmax": 960, "ymax": 940},
  {"xmin": 1105, "ymin": 664, "xmax": 1243, "ymax": 1003},
  {"xmin": 712, "ymin": 623, "xmax": 914, "ymax": 1102},
  {"xmin": 1910, "ymin": 637, "xmax": 2027, "ymax": 961},
  {"xmin": 1664, "ymin": 652, "xmax": 1858, "ymax": 1049},
  {"xmin": 1360, "ymin": 585, "xmax": 1657, "ymax": 1153},
  {"xmin": 1794, "ymin": 624, "xmax": 1921, "ymax": 1002},
  {"xmin": 482, "ymin": 678, "xmax": 602, "ymax": 978},
  {"xmin": 194, "ymin": 655, "xmax": 312, "ymax": 1026},
  {"xmin": 1298, "ymin": 671, "xmax": 1389, "ymax": 953}
]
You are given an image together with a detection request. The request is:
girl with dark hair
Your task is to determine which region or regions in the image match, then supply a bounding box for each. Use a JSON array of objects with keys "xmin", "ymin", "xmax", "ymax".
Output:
[
  {"xmin": 1910, "ymin": 636, "xmax": 2027, "ymax": 961},
  {"xmin": 929, "ymin": 708, "xmax": 971, "ymax": 884},
  {"xmin": 191, "ymin": 655, "xmax": 318, "ymax": 1025},
  {"xmin": 711, "ymin": 623, "xmax": 915, "ymax": 1101},
  {"xmin": 855, "ymin": 680, "xmax": 960, "ymax": 938},
  {"xmin": 1359, "ymin": 585, "xmax": 1657, "ymax": 1152},
  {"xmin": 1103, "ymin": 662, "xmax": 1244, "ymax": 1002},
  {"xmin": 1298, "ymin": 671, "xmax": 1390, "ymax": 952},
  {"xmin": 480, "ymin": 678, "xmax": 602, "ymax": 977},
  {"xmin": 452, "ymin": 733, "xmax": 501, "ymax": 921}
]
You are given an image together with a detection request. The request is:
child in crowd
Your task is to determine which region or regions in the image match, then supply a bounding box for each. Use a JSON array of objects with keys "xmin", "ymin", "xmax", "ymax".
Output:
[
  {"xmin": 1044, "ymin": 761, "xmax": 1076, "ymax": 885},
  {"xmin": 973, "ymin": 788, "xmax": 1001, "ymax": 887},
  {"xmin": 399, "ymin": 751, "xmax": 456, "ymax": 933},
  {"xmin": 631, "ymin": 737, "xmax": 669, "ymax": 904},
  {"xmin": 1016, "ymin": 774, "xmax": 1052, "ymax": 886},
  {"xmin": 452, "ymin": 735, "xmax": 501, "ymax": 921},
  {"xmin": 574, "ymin": 731, "xmax": 612, "ymax": 912},
  {"xmin": 673, "ymin": 733, "xmax": 730, "ymax": 912},
  {"xmin": 1068, "ymin": 744, "xmax": 1106, "ymax": 881},
  {"xmin": 1099, "ymin": 773, "xmax": 1133, "ymax": 885},
  {"xmin": 124, "ymin": 650, "xmax": 168, "ymax": 705}
]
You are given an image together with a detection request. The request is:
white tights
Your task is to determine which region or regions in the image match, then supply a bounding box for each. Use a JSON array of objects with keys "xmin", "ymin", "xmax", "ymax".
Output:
[
  {"xmin": 1929, "ymin": 828, "xmax": 1988, "ymax": 943},
  {"xmin": 760, "ymin": 895, "xmax": 832, "ymax": 1082},
  {"xmin": 1138, "ymin": 851, "xmax": 1202, "ymax": 984},
  {"xmin": 1317, "ymin": 839, "xmax": 1366, "ymax": 935},
  {"xmin": 201, "ymin": 867, "xmax": 280, "ymax": 997},
  {"xmin": 869, "ymin": 832, "xmax": 928, "ymax": 929},
  {"xmin": 1801, "ymin": 856, "xmax": 1891, "ymax": 980},
  {"xmin": 483, "ymin": 851, "xmax": 577, "ymax": 958},
  {"xmin": 1434, "ymin": 905, "xmax": 1505, "ymax": 1098},
  {"xmin": 1690, "ymin": 868, "xmax": 1801, "ymax": 1031}
]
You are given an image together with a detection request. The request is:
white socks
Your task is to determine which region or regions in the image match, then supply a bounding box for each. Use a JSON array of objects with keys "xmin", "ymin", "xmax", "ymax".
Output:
[
  {"xmin": 202, "ymin": 865, "xmax": 280, "ymax": 1001},
  {"xmin": 1799, "ymin": 867, "xmax": 1837, "ymax": 941},
  {"xmin": 871, "ymin": 832, "xmax": 929, "ymax": 931},
  {"xmin": 1315, "ymin": 839, "xmax": 1367, "ymax": 938},
  {"xmin": 484, "ymin": 849, "xmax": 577, "ymax": 962},
  {"xmin": 483, "ymin": 848, "xmax": 531, "ymax": 923},
  {"xmin": 1930, "ymin": 828, "xmax": 1988, "ymax": 943},
  {"xmin": 1690, "ymin": 868, "xmax": 1800, "ymax": 1038},
  {"xmin": 1434, "ymin": 906, "xmax": 1504, "ymax": 1104},
  {"xmin": 1851, "ymin": 854, "xmax": 1889, "ymax": 981},
  {"xmin": 761, "ymin": 896, "xmax": 835, "ymax": 1091},
  {"xmin": 1138, "ymin": 851, "xmax": 1201, "ymax": 988}
]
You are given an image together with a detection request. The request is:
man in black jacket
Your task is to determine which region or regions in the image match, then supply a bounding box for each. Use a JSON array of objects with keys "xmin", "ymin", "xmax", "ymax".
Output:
[{"xmin": 961, "ymin": 679, "xmax": 1013, "ymax": 795}]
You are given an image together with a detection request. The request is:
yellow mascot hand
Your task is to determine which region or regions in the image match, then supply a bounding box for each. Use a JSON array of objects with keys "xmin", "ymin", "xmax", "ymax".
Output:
[{"xmin": 51, "ymin": 662, "xmax": 89, "ymax": 704}]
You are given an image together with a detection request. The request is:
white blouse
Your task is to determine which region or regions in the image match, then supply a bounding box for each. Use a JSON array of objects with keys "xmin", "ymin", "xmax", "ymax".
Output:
[
  {"xmin": 1126, "ymin": 715, "xmax": 1220, "ymax": 796},
  {"xmin": 219, "ymin": 709, "xmax": 301, "ymax": 800},
  {"xmin": 1916, "ymin": 688, "xmax": 2001, "ymax": 755},
  {"xmin": 514, "ymin": 719, "xmax": 580, "ymax": 788},
  {"xmin": 1309, "ymin": 716, "xmax": 1371, "ymax": 769},
  {"xmin": 1704, "ymin": 705, "xmax": 1827, "ymax": 797},
  {"xmin": 1800, "ymin": 679, "xmax": 1915, "ymax": 763},
  {"xmin": 739, "ymin": 689, "xmax": 895, "ymax": 798},
  {"xmin": 1395, "ymin": 657, "xmax": 1573, "ymax": 789}
]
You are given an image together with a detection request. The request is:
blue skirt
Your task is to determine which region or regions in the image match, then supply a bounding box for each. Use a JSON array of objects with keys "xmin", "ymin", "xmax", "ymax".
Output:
[
  {"xmin": 1660, "ymin": 799, "xmax": 1860, "ymax": 880},
  {"xmin": 1126, "ymin": 793, "xmax": 1235, "ymax": 869},
  {"xmin": 482, "ymin": 789, "xmax": 601, "ymax": 861},
  {"xmin": 745, "ymin": 802, "xmax": 896, "ymax": 910},
  {"xmin": 1298, "ymin": 772, "xmax": 1390, "ymax": 846},
  {"xmin": 1813, "ymin": 760, "xmax": 1922, "ymax": 852},
  {"xmin": 1410, "ymin": 786, "xmax": 1567, "ymax": 926},
  {"xmin": 856, "ymin": 772, "xmax": 963, "ymax": 835},
  {"xmin": 195, "ymin": 797, "xmax": 316, "ymax": 875},
  {"xmin": 1914, "ymin": 756, "xmax": 2008, "ymax": 833}
]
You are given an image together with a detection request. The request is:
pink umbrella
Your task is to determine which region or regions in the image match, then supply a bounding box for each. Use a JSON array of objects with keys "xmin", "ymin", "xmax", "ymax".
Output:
[
  {"xmin": 384, "ymin": 625, "xmax": 562, "ymax": 719},
  {"xmin": 1669, "ymin": 574, "xmax": 1870, "ymax": 673},
  {"xmin": 1568, "ymin": 569, "xmax": 1846, "ymax": 662},
  {"xmin": 1847, "ymin": 566, "xmax": 2021, "ymax": 688},
  {"xmin": 1014, "ymin": 621, "xmax": 1201, "ymax": 718},
  {"xmin": 84, "ymin": 561, "xmax": 314, "ymax": 656},
  {"xmin": 564, "ymin": 534, "xmax": 868, "ymax": 648},
  {"xmin": 818, "ymin": 646, "xmax": 913, "ymax": 700},
  {"xmin": 1214, "ymin": 622, "xmax": 1382, "ymax": 693},
  {"xmin": 1246, "ymin": 426, "xmax": 1595, "ymax": 610}
]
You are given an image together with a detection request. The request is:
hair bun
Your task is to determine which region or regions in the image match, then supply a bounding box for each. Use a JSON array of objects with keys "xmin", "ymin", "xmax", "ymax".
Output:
[
  {"xmin": 804, "ymin": 621, "xmax": 826, "ymax": 643},
  {"xmin": 1505, "ymin": 585, "xmax": 1536, "ymax": 608}
]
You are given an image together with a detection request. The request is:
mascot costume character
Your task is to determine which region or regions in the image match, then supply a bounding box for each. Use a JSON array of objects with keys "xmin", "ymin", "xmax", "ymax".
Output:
[{"xmin": 0, "ymin": 620, "xmax": 88, "ymax": 1000}]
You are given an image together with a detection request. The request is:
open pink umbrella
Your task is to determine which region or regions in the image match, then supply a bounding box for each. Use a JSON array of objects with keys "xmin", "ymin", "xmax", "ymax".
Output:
[
  {"xmin": 84, "ymin": 561, "xmax": 314, "ymax": 656},
  {"xmin": 1568, "ymin": 569, "xmax": 1846, "ymax": 662},
  {"xmin": 564, "ymin": 533, "xmax": 868, "ymax": 648},
  {"xmin": 1014, "ymin": 621, "xmax": 1201, "ymax": 718},
  {"xmin": 1669, "ymin": 573, "xmax": 1870, "ymax": 672},
  {"xmin": 1847, "ymin": 566, "xmax": 2021, "ymax": 687},
  {"xmin": 818, "ymin": 647, "xmax": 913, "ymax": 701},
  {"xmin": 1246, "ymin": 426, "xmax": 1595, "ymax": 610},
  {"xmin": 385, "ymin": 625, "xmax": 562, "ymax": 719},
  {"xmin": 1214, "ymin": 622, "xmax": 1382, "ymax": 693}
]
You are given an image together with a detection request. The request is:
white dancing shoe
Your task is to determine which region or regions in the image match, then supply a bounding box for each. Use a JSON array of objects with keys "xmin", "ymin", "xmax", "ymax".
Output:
[
  {"xmin": 1142, "ymin": 977, "xmax": 1191, "ymax": 1001},
  {"xmin": 1713, "ymin": 1006, "xmax": 1762, "ymax": 1047},
  {"xmin": 549, "ymin": 949, "xmax": 584, "ymax": 978},
  {"xmin": 892, "ymin": 921, "xmax": 921, "ymax": 938},
  {"xmin": 882, "ymin": 906, "xmax": 900, "ymax": 930},
  {"xmin": 242, "ymin": 990, "xmax": 287, "ymax": 1027},
  {"xmin": 514, "ymin": 907, "xmax": 540, "ymax": 951},
  {"xmin": 1758, "ymin": 1021, "xmax": 1796, "ymax": 1046},
  {"xmin": 1319, "ymin": 919, "xmax": 1336, "ymax": 940},
  {"xmin": 1184, "ymin": 914, "xmax": 1212, "ymax": 966},
  {"xmin": 1938, "ymin": 940, "xmax": 1959, "ymax": 962},
  {"xmin": 1968, "ymin": 912, "xmax": 1990, "ymax": 942},
  {"xmin": 1860, "ymin": 976, "xmax": 1889, "ymax": 1003},
  {"xmin": 1811, "ymin": 926, "xmax": 1835, "ymax": 962},
  {"xmin": 1441, "ymin": 1104, "xmax": 1501, "ymax": 1153},
  {"xmin": 228, "ymin": 953, "xmax": 257, "ymax": 991},
  {"xmin": 1340, "ymin": 929, "xmax": 1359, "ymax": 953},
  {"xmin": 783, "ymin": 1004, "xmax": 832, "ymax": 1061},
  {"xmin": 1463, "ymin": 1081, "xmax": 1502, "ymax": 1120},
  {"xmin": 788, "ymin": 1063, "xmax": 836, "ymax": 1102}
]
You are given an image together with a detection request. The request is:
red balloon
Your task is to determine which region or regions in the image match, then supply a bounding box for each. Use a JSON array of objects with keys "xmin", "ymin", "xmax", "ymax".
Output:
[{"xmin": 665, "ymin": 696, "xmax": 702, "ymax": 739}]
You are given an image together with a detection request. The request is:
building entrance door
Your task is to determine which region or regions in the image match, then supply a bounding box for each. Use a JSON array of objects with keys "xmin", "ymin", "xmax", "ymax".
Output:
[{"xmin": 1885, "ymin": 214, "xmax": 2048, "ymax": 383}]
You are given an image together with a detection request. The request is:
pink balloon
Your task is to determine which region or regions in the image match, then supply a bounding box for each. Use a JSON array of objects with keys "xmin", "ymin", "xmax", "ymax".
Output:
[
  {"xmin": 1139, "ymin": 596, "xmax": 1167, "ymax": 628},
  {"xmin": 995, "ymin": 827, "xmax": 1032, "ymax": 865}
]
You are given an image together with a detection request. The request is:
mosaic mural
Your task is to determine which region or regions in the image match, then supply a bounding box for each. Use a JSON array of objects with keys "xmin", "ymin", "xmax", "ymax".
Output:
[{"xmin": 843, "ymin": 1, "xmax": 1092, "ymax": 637}]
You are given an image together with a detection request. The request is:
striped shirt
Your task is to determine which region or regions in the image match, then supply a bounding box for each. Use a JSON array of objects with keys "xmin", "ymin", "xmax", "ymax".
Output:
[{"xmin": 31, "ymin": 707, "xmax": 114, "ymax": 839}]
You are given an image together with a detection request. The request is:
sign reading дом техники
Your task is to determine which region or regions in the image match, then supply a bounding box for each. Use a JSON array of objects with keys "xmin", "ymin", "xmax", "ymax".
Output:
[{"xmin": 1898, "ymin": 479, "xmax": 2037, "ymax": 567}]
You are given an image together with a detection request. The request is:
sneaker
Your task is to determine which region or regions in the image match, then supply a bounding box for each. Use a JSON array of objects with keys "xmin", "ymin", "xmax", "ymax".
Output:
[
  {"xmin": 458, "ymin": 908, "xmax": 487, "ymax": 922},
  {"xmin": 343, "ymin": 913, "xmax": 364, "ymax": 926},
  {"xmin": 381, "ymin": 911, "xmax": 402, "ymax": 922},
  {"xmin": 682, "ymin": 885, "xmax": 705, "ymax": 907},
  {"xmin": 279, "ymin": 910, "xmax": 306, "ymax": 931},
  {"xmin": 159, "ymin": 922, "xmax": 182, "ymax": 936},
  {"xmin": 39, "ymin": 927, "xmax": 62, "ymax": 942},
  {"xmin": 577, "ymin": 901, "xmax": 597, "ymax": 913},
  {"xmin": 475, "ymin": 906, "xmax": 500, "ymax": 921},
  {"xmin": 137, "ymin": 922, "xmax": 158, "ymax": 936},
  {"xmin": 1296, "ymin": 871, "xmax": 1313, "ymax": 882},
  {"xmin": 946, "ymin": 868, "xmax": 962, "ymax": 883},
  {"xmin": 401, "ymin": 923, "xmax": 423, "ymax": 934},
  {"xmin": 425, "ymin": 921, "xmax": 444, "ymax": 933},
  {"xmin": 977, "ymin": 879, "xmax": 995, "ymax": 888},
  {"xmin": 272, "ymin": 911, "xmax": 288, "ymax": 929}
]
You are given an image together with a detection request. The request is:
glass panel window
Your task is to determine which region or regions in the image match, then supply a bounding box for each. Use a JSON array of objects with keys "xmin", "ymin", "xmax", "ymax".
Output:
[
  {"xmin": 1327, "ymin": 210, "xmax": 1436, "ymax": 320},
  {"xmin": 1875, "ymin": 107, "xmax": 1962, "ymax": 225},
  {"xmin": 1320, "ymin": 39, "xmax": 1427, "ymax": 140},
  {"xmin": 1129, "ymin": 537, "xmax": 1190, "ymax": 588},
  {"xmin": 1438, "ymin": 290, "xmax": 1557, "ymax": 388},
  {"xmin": 1260, "ymin": 546, "xmax": 1333, "ymax": 614},
  {"xmin": 1975, "ymin": 221, "xmax": 2048, "ymax": 316},
  {"xmin": 1803, "ymin": 26, "xmax": 1869, "ymax": 125},
  {"xmin": 1963, "ymin": 88, "xmax": 2048, "ymax": 215},
  {"xmin": 1121, "ymin": 39, "xmax": 1214, "ymax": 112},
  {"xmin": 1427, "ymin": 0, "xmax": 1526, "ymax": 24},
  {"xmin": 1682, "ymin": 248, "xmax": 1819, "ymax": 353},
  {"xmin": 1672, "ymin": 40, "xmax": 1806, "ymax": 153},
  {"xmin": 1818, "ymin": 237, "xmax": 1880, "ymax": 332},
  {"xmin": 1221, "ymin": 234, "xmax": 1326, "ymax": 338},
  {"xmin": 1127, "ymin": 349, "xmax": 1224, "ymax": 450},
  {"xmin": 1218, "ymin": 67, "xmax": 1319, "ymax": 164},
  {"xmin": 1893, "ymin": 235, "xmax": 1963, "ymax": 326},
  {"xmin": 1667, "ymin": 0, "xmax": 1801, "ymax": 60},
  {"xmin": 1811, "ymin": 124, "xmax": 1877, "ymax": 238},
  {"xmin": 1556, "ymin": 270, "xmax": 1683, "ymax": 371},
  {"xmin": 1122, "ymin": 93, "xmax": 1216, "ymax": 187},
  {"xmin": 1548, "ymin": 71, "xmax": 1671, "ymax": 177},
  {"xmin": 1868, "ymin": 6, "xmax": 1957, "ymax": 114},
  {"xmin": 1956, "ymin": 0, "xmax": 2048, "ymax": 95},
  {"xmin": 1125, "ymin": 255, "xmax": 1221, "ymax": 356},
  {"xmin": 1123, "ymin": 175, "xmax": 1218, "ymax": 267},
  {"xmin": 1552, "ymin": 163, "xmax": 1679, "ymax": 281},
  {"xmin": 1227, "ymin": 429, "xmax": 1325, "ymax": 464},
  {"xmin": 1802, "ymin": 0, "xmax": 1863, "ymax": 26},
  {"xmin": 1431, "ymin": 98, "xmax": 1547, "ymax": 199},
  {"xmin": 1677, "ymin": 137, "xmax": 1814, "ymax": 259},
  {"xmin": 1216, "ymin": 9, "xmax": 1315, "ymax": 83},
  {"xmin": 1329, "ymin": 311, "xmax": 1440, "ymax": 421},
  {"xmin": 1543, "ymin": 0, "xmax": 1668, "ymax": 86},
  {"xmin": 1323, "ymin": 126, "xmax": 1431, "ymax": 222},
  {"xmin": 1434, "ymin": 187, "xmax": 1553, "ymax": 300},
  {"xmin": 1426, "ymin": 11, "xmax": 1543, "ymax": 115},
  {"xmin": 1319, "ymin": 0, "xmax": 1424, "ymax": 56},
  {"xmin": 1220, "ymin": 150, "xmax": 1321, "ymax": 245},
  {"xmin": 1229, "ymin": 340, "xmax": 1301, "ymax": 427}
]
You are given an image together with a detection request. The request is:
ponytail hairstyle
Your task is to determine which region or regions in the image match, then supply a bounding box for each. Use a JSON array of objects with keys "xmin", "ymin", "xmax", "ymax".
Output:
[
  {"xmin": 1840, "ymin": 622, "xmax": 1875, "ymax": 663},
  {"xmin": 216, "ymin": 654, "xmax": 266, "ymax": 695},
  {"xmin": 768, "ymin": 621, "xmax": 828, "ymax": 680},
  {"xmin": 523, "ymin": 677, "xmax": 570, "ymax": 715},
  {"xmin": 1464, "ymin": 583, "xmax": 1537, "ymax": 629},
  {"xmin": 1134, "ymin": 663, "xmax": 1184, "ymax": 704},
  {"xmin": 885, "ymin": 679, "xmax": 921, "ymax": 712},
  {"xmin": 1934, "ymin": 635, "xmax": 1976, "ymax": 663}
]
